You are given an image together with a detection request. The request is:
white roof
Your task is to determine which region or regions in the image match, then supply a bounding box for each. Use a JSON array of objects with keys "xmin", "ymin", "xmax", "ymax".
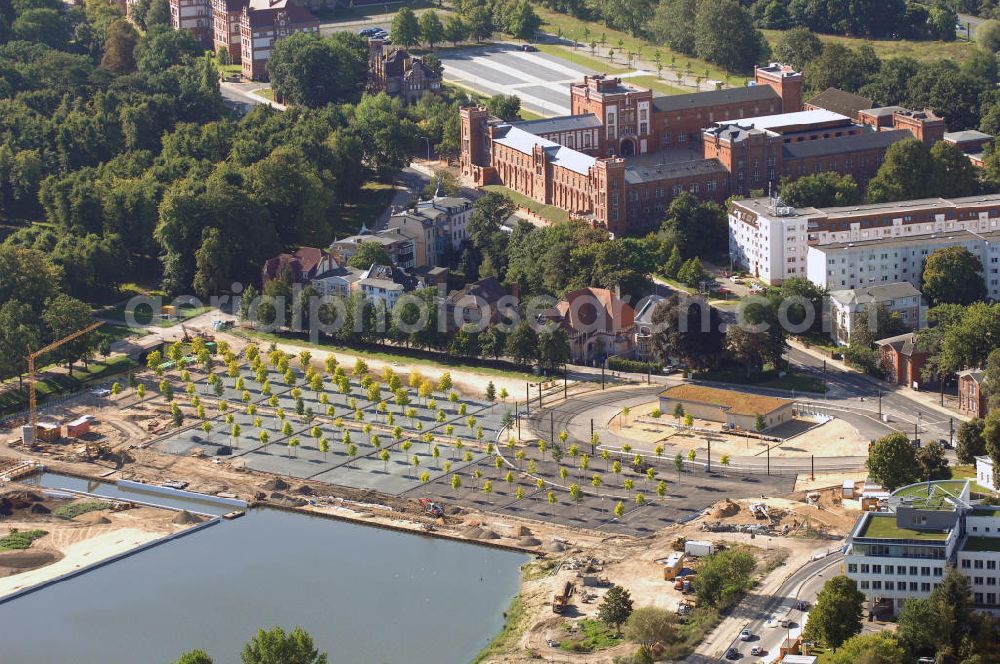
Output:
[
  {"xmin": 492, "ymin": 125, "xmax": 596, "ymax": 175},
  {"xmin": 717, "ymin": 109, "xmax": 849, "ymax": 131},
  {"xmin": 842, "ymin": 480, "xmax": 855, "ymax": 488},
  {"xmin": 781, "ymin": 657, "xmax": 817, "ymax": 664}
]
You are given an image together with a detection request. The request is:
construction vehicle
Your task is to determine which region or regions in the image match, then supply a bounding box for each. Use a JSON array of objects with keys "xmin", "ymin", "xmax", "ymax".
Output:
[
  {"xmin": 416, "ymin": 498, "xmax": 445, "ymax": 518},
  {"xmin": 24, "ymin": 321, "xmax": 103, "ymax": 446},
  {"xmin": 552, "ymin": 581, "xmax": 573, "ymax": 614}
]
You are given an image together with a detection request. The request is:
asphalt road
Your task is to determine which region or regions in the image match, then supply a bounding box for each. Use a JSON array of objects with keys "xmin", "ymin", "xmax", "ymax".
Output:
[{"xmin": 703, "ymin": 550, "xmax": 846, "ymax": 663}]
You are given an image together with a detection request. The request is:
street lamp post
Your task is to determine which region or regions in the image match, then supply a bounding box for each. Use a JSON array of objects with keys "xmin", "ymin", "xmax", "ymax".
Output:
[{"xmin": 419, "ymin": 136, "xmax": 431, "ymax": 161}]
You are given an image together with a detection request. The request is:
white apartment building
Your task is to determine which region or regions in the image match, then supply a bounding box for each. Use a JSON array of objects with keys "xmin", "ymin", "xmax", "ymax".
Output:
[
  {"xmin": 806, "ymin": 229, "xmax": 1000, "ymax": 298},
  {"xmin": 828, "ymin": 282, "xmax": 926, "ymax": 345},
  {"xmin": 729, "ymin": 193, "xmax": 1000, "ymax": 290},
  {"xmin": 844, "ymin": 479, "xmax": 1000, "ymax": 615},
  {"xmin": 729, "ymin": 197, "xmax": 810, "ymax": 283}
]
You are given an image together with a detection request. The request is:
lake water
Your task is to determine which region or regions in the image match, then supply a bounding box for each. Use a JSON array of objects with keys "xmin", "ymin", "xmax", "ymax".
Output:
[{"xmin": 2, "ymin": 474, "xmax": 528, "ymax": 664}]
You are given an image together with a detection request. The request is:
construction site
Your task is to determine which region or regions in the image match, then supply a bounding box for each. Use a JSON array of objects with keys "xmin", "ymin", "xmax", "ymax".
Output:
[{"xmin": 0, "ymin": 327, "xmax": 873, "ymax": 662}]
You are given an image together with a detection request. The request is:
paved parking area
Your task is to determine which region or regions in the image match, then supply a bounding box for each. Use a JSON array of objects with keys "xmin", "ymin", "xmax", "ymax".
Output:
[
  {"xmin": 151, "ymin": 362, "xmax": 509, "ymax": 496},
  {"xmin": 439, "ymin": 44, "xmax": 596, "ymax": 116}
]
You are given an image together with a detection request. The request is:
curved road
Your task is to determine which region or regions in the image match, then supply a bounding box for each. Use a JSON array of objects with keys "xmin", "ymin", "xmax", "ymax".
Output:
[
  {"xmin": 526, "ymin": 385, "xmax": 871, "ymax": 474},
  {"xmin": 689, "ymin": 548, "xmax": 845, "ymax": 663}
]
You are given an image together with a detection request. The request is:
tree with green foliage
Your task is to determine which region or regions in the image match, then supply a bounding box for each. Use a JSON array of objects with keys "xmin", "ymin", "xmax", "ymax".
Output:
[
  {"xmin": 623, "ymin": 606, "xmax": 677, "ymax": 659},
  {"xmin": 174, "ymin": 650, "xmax": 213, "ymax": 664},
  {"xmin": 692, "ymin": 549, "xmax": 755, "ymax": 609},
  {"xmin": 267, "ymin": 32, "xmax": 368, "ymax": 107},
  {"xmin": 484, "ymin": 94, "xmax": 521, "ymax": 122},
  {"xmin": 419, "ymin": 10, "xmax": 444, "ymax": 48},
  {"xmin": 443, "ymin": 14, "xmax": 468, "ymax": 45},
  {"xmin": 866, "ymin": 432, "xmax": 919, "ymax": 491},
  {"xmin": 804, "ymin": 575, "xmax": 865, "ymax": 650},
  {"xmin": 347, "ymin": 241, "xmax": 392, "ymax": 270},
  {"xmin": 239, "ymin": 626, "xmax": 327, "ymax": 664},
  {"xmin": 391, "ymin": 7, "xmax": 420, "ymax": 48},
  {"xmin": 823, "ymin": 632, "xmax": 906, "ymax": 664},
  {"xmin": 916, "ymin": 441, "xmax": 950, "ymax": 481},
  {"xmin": 101, "ymin": 19, "xmax": 139, "ymax": 73},
  {"xmin": 692, "ymin": 0, "xmax": 769, "ymax": 73},
  {"xmin": 771, "ymin": 27, "xmax": 822, "ymax": 70},
  {"xmin": 778, "ymin": 172, "xmax": 860, "ymax": 208},
  {"xmin": 505, "ymin": 0, "xmax": 540, "ymax": 40},
  {"xmin": 663, "ymin": 245, "xmax": 683, "ymax": 279},
  {"xmin": 42, "ymin": 294, "xmax": 97, "ymax": 376},
  {"xmin": 597, "ymin": 585, "xmax": 632, "ymax": 633},
  {"xmin": 922, "ymin": 246, "xmax": 986, "ymax": 306},
  {"xmin": 957, "ymin": 418, "xmax": 987, "ymax": 465}
]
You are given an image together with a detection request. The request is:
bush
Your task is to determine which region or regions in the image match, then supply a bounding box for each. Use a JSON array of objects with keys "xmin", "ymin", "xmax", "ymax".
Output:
[
  {"xmin": 52, "ymin": 500, "xmax": 112, "ymax": 520},
  {"xmin": 608, "ymin": 357, "xmax": 663, "ymax": 374},
  {"xmin": 0, "ymin": 529, "xmax": 48, "ymax": 551},
  {"xmin": 650, "ymin": 408, "xmax": 662, "ymax": 418}
]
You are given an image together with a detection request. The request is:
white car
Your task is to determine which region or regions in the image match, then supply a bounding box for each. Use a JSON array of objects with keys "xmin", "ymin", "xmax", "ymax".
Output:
[
  {"xmin": 739, "ymin": 628, "xmax": 752, "ymax": 641},
  {"xmin": 750, "ymin": 646, "xmax": 764, "ymax": 656},
  {"xmin": 91, "ymin": 388, "xmax": 111, "ymax": 397}
]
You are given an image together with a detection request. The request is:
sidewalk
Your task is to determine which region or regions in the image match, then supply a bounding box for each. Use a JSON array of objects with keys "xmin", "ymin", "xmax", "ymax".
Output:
[{"xmin": 787, "ymin": 338, "xmax": 967, "ymax": 424}]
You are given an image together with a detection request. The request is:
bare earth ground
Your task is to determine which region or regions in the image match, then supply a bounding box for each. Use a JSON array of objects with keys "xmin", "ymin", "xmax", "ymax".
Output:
[
  {"xmin": 1, "ymin": 334, "xmax": 868, "ymax": 662},
  {"xmin": 614, "ymin": 401, "xmax": 869, "ymax": 459},
  {"xmin": 0, "ymin": 489, "xmax": 197, "ymax": 598}
]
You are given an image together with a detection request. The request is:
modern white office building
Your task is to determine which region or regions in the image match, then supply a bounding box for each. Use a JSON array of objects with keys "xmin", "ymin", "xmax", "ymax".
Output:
[
  {"xmin": 729, "ymin": 193, "xmax": 1000, "ymax": 295},
  {"xmin": 844, "ymin": 479, "xmax": 1000, "ymax": 615}
]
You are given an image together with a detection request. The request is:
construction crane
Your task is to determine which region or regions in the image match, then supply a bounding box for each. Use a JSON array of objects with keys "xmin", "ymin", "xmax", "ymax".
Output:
[{"xmin": 26, "ymin": 321, "xmax": 104, "ymax": 429}]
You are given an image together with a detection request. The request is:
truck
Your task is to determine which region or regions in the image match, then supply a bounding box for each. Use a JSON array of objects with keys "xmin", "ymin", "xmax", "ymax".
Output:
[
  {"xmin": 684, "ymin": 540, "xmax": 715, "ymax": 557},
  {"xmin": 552, "ymin": 581, "xmax": 574, "ymax": 614}
]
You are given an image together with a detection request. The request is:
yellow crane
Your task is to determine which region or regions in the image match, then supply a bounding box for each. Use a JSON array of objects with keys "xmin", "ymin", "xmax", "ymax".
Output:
[{"xmin": 26, "ymin": 321, "xmax": 104, "ymax": 430}]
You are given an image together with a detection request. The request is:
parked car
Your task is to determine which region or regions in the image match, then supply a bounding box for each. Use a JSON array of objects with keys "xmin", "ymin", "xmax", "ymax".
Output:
[
  {"xmin": 750, "ymin": 646, "xmax": 764, "ymax": 656},
  {"xmin": 725, "ymin": 647, "xmax": 740, "ymax": 660},
  {"xmin": 359, "ymin": 27, "xmax": 378, "ymax": 36},
  {"xmin": 92, "ymin": 388, "xmax": 111, "ymax": 397},
  {"xmin": 739, "ymin": 629, "xmax": 752, "ymax": 641},
  {"xmin": 522, "ymin": 44, "xmax": 538, "ymax": 51},
  {"xmin": 796, "ymin": 599, "xmax": 809, "ymax": 611}
]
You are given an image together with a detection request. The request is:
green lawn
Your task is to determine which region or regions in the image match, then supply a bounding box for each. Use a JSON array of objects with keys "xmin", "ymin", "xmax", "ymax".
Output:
[
  {"xmin": 98, "ymin": 302, "xmax": 212, "ymax": 328},
  {"xmin": 241, "ymin": 330, "xmax": 542, "ymax": 383},
  {"xmin": 336, "ymin": 181, "xmax": 397, "ymax": 236},
  {"xmin": 0, "ymin": 355, "xmax": 136, "ymax": 416},
  {"xmin": 697, "ymin": 366, "xmax": 827, "ymax": 394},
  {"xmin": 760, "ymin": 29, "xmax": 971, "ymax": 63},
  {"xmin": 625, "ymin": 75, "xmax": 688, "ymax": 96},
  {"xmin": 535, "ymin": 6, "xmax": 745, "ymax": 86},
  {"xmin": 218, "ymin": 63, "xmax": 241, "ymax": 75},
  {"xmin": 559, "ymin": 619, "xmax": 622, "ymax": 653},
  {"xmin": 482, "ymin": 185, "xmax": 570, "ymax": 224},
  {"xmin": 0, "ymin": 529, "xmax": 47, "ymax": 552},
  {"xmin": 255, "ymin": 87, "xmax": 275, "ymax": 101},
  {"xmin": 859, "ymin": 514, "xmax": 949, "ymax": 541},
  {"xmin": 534, "ymin": 44, "xmax": 629, "ymax": 75},
  {"xmin": 951, "ymin": 465, "xmax": 976, "ymax": 480}
]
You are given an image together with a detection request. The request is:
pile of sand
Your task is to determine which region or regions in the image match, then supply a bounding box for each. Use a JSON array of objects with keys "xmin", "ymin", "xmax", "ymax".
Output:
[
  {"xmin": 294, "ymin": 485, "xmax": 314, "ymax": 496},
  {"xmin": 261, "ymin": 478, "xmax": 290, "ymax": 491},
  {"xmin": 462, "ymin": 525, "xmax": 500, "ymax": 540},
  {"xmin": 712, "ymin": 499, "xmax": 740, "ymax": 518},
  {"xmin": 518, "ymin": 536, "xmax": 542, "ymax": 547},
  {"xmin": 0, "ymin": 491, "xmax": 46, "ymax": 516},
  {"xmin": 513, "ymin": 525, "xmax": 532, "ymax": 537},
  {"xmin": 545, "ymin": 540, "xmax": 566, "ymax": 553},
  {"xmin": 171, "ymin": 510, "xmax": 205, "ymax": 525},
  {"xmin": 268, "ymin": 493, "xmax": 307, "ymax": 507},
  {"xmin": 76, "ymin": 512, "xmax": 111, "ymax": 525},
  {"xmin": 29, "ymin": 503, "xmax": 51, "ymax": 515}
]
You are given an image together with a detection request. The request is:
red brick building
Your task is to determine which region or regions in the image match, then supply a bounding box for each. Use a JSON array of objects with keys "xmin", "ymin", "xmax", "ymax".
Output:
[
  {"xmin": 368, "ymin": 40, "xmax": 442, "ymax": 104},
  {"xmin": 875, "ymin": 332, "xmax": 928, "ymax": 387},
  {"xmin": 213, "ymin": 0, "xmax": 244, "ymax": 63},
  {"xmin": 461, "ymin": 62, "xmax": 951, "ymax": 235},
  {"xmin": 958, "ymin": 369, "xmax": 988, "ymax": 418},
  {"xmin": 169, "ymin": 0, "xmax": 213, "ymax": 47},
  {"xmin": 240, "ymin": 0, "xmax": 319, "ymax": 81}
]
